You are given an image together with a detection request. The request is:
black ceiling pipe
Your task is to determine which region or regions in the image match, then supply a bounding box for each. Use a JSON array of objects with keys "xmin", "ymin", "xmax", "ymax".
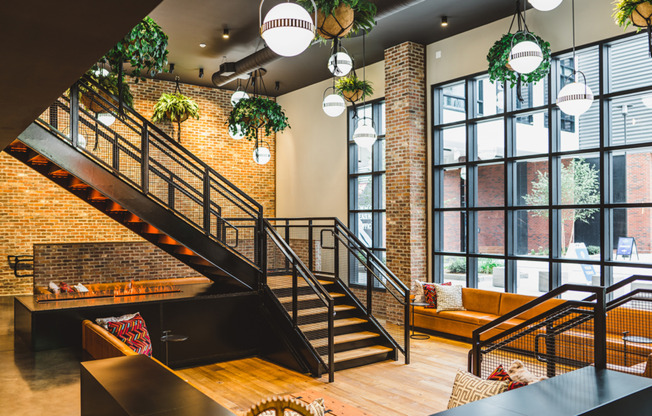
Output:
[{"xmin": 212, "ymin": 0, "xmax": 426, "ymax": 88}]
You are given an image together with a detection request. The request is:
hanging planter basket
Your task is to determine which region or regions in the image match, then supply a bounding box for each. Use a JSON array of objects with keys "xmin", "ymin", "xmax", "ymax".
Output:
[
  {"xmin": 613, "ymin": 1, "xmax": 652, "ymax": 56},
  {"xmin": 335, "ymin": 73, "xmax": 373, "ymax": 103},
  {"xmin": 341, "ymin": 89, "xmax": 363, "ymax": 102},
  {"xmin": 630, "ymin": 1, "xmax": 652, "ymax": 26},
  {"xmin": 297, "ymin": 0, "xmax": 377, "ymax": 41},
  {"xmin": 227, "ymin": 96, "xmax": 290, "ymax": 141},
  {"xmin": 80, "ymin": 91, "xmax": 114, "ymax": 113},
  {"xmin": 487, "ymin": 31, "xmax": 551, "ymax": 87},
  {"xmin": 316, "ymin": 4, "xmax": 355, "ymax": 39},
  {"xmin": 78, "ymin": 71, "xmax": 134, "ymax": 113}
]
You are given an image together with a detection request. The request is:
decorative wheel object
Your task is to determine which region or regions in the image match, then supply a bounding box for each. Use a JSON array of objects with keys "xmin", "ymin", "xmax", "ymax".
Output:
[{"xmin": 245, "ymin": 396, "xmax": 316, "ymax": 416}]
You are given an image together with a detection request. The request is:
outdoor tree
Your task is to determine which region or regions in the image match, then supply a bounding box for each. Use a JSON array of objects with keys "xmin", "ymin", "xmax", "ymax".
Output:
[{"xmin": 522, "ymin": 158, "xmax": 600, "ymax": 252}]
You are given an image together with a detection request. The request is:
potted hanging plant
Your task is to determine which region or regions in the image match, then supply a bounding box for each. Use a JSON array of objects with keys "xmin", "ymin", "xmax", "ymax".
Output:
[
  {"xmin": 297, "ymin": 0, "xmax": 377, "ymax": 40},
  {"xmin": 487, "ymin": 31, "xmax": 551, "ymax": 87},
  {"xmin": 613, "ymin": 0, "xmax": 652, "ymax": 29},
  {"xmin": 227, "ymin": 96, "xmax": 290, "ymax": 141},
  {"xmin": 152, "ymin": 91, "xmax": 200, "ymax": 142},
  {"xmin": 79, "ymin": 70, "xmax": 134, "ymax": 113},
  {"xmin": 336, "ymin": 73, "xmax": 373, "ymax": 102}
]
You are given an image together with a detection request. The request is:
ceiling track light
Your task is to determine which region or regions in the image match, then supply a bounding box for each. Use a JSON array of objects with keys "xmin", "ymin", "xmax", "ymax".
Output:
[
  {"xmin": 441, "ymin": 16, "xmax": 448, "ymax": 27},
  {"xmin": 199, "ymin": 68, "xmax": 204, "ymax": 78},
  {"xmin": 169, "ymin": 63, "xmax": 175, "ymax": 73},
  {"xmin": 223, "ymin": 28, "xmax": 230, "ymax": 39},
  {"xmin": 260, "ymin": 0, "xmax": 316, "ymax": 57}
]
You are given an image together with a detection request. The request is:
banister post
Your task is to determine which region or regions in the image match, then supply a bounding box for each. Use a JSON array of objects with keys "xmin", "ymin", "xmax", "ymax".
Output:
[
  {"xmin": 70, "ymin": 82, "xmax": 79, "ymax": 148},
  {"xmin": 203, "ymin": 170, "xmax": 210, "ymax": 235},
  {"xmin": 404, "ymin": 291, "xmax": 410, "ymax": 364},
  {"xmin": 366, "ymin": 252, "xmax": 373, "ymax": 316},
  {"xmin": 594, "ymin": 286, "xmax": 607, "ymax": 370},
  {"xmin": 292, "ymin": 261, "xmax": 298, "ymax": 327},
  {"xmin": 308, "ymin": 219, "xmax": 314, "ymax": 273},
  {"xmin": 333, "ymin": 227, "xmax": 339, "ymax": 280},
  {"xmin": 141, "ymin": 125, "xmax": 149, "ymax": 194},
  {"xmin": 328, "ymin": 298, "xmax": 335, "ymax": 383},
  {"xmin": 472, "ymin": 331, "xmax": 481, "ymax": 376}
]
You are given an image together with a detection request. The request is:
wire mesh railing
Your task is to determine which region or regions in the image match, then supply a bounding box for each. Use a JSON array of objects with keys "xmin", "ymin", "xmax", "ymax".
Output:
[
  {"xmin": 268, "ymin": 218, "xmax": 410, "ymax": 363},
  {"xmin": 34, "ymin": 75, "xmax": 263, "ymax": 267}
]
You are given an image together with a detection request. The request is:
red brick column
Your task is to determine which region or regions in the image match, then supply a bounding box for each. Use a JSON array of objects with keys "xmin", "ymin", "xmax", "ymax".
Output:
[{"xmin": 385, "ymin": 42, "xmax": 427, "ymax": 291}]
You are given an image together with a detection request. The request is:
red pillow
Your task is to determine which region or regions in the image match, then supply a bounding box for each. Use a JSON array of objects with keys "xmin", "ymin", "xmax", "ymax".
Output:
[
  {"xmin": 106, "ymin": 313, "xmax": 152, "ymax": 357},
  {"xmin": 423, "ymin": 282, "xmax": 452, "ymax": 309},
  {"xmin": 487, "ymin": 365, "xmax": 527, "ymax": 390}
]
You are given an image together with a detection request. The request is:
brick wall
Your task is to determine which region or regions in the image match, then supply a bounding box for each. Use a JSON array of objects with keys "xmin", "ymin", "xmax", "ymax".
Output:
[
  {"xmin": 626, "ymin": 152, "xmax": 652, "ymax": 253},
  {"xmin": 33, "ymin": 242, "xmax": 200, "ymax": 288},
  {"xmin": 385, "ymin": 42, "xmax": 427, "ymax": 323},
  {"xmin": 0, "ymin": 77, "xmax": 276, "ymax": 295}
]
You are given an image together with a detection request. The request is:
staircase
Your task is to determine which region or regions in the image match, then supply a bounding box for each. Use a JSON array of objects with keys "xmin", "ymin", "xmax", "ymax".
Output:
[{"xmin": 6, "ymin": 75, "xmax": 409, "ymax": 381}]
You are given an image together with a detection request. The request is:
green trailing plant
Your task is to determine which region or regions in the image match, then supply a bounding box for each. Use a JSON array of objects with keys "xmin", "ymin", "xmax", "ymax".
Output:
[
  {"xmin": 335, "ymin": 73, "xmax": 373, "ymax": 101},
  {"xmin": 227, "ymin": 96, "xmax": 290, "ymax": 141},
  {"xmin": 487, "ymin": 31, "xmax": 551, "ymax": 87},
  {"xmin": 613, "ymin": 0, "xmax": 652, "ymax": 29},
  {"xmin": 151, "ymin": 92, "xmax": 200, "ymax": 124},
  {"xmin": 78, "ymin": 70, "xmax": 134, "ymax": 112},
  {"xmin": 297, "ymin": 0, "xmax": 377, "ymax": 38}
]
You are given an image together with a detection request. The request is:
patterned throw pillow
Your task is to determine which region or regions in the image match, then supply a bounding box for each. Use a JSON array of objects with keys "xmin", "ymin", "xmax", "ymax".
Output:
[
  {"xmin": 487, "ymin": 365, "xmax": 528, "ymax": 390},
  {"xmin": 106, "ymin": 313, "xmax": 152, "ymax": 357},
  {"xmin": 435, "ymin": 284, "xmax": 465, "ymax": 312},
  {"xmin": 96, "ymin": 312, "xmax": 139, "ymax": 329},
  {"xmin": 447, "ymin": 370, "xmax": 509, "ymax": 409},
  {"xmin": 423, "ymin": 282, "xmax": 451, "ymax": 309}
]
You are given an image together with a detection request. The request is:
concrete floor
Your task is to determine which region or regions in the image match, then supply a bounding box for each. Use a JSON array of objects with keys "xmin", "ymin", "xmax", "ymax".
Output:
[{"xmin": 0, "ymin": 296, "xmax": 80, "ymax": 416}]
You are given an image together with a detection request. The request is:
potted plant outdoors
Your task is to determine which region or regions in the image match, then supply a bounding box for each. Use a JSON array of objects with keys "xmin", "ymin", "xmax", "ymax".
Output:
[
  {"xmin": 297, "ymin": 0, "xmax": 377, "ymax": 40},
  {"xmin": 487, "ymin": 31, "xmax": 551, "ymax": 87},
  {"xmin": 79, "ymin": 70, "xmax": 134, "ymax": 113},
  {"xmin": 335, "ymin": 73, "xmax": 373, "ymax": 102},
  {"xmin": 227, "ymin": 96, "xmax": 290, "ymax": 141},
  {"xmin": 151, "ymin": 92, "xmax": 200, "ymax": 142}
]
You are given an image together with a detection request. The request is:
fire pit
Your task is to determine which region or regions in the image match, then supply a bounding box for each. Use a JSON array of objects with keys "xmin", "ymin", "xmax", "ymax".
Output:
[{"xmin": 36, "ymin": 284, "xmax": 181, "ymax": 303}]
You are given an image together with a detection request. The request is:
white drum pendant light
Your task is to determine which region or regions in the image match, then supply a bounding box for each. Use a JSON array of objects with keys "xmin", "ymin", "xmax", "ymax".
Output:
[
  {"xmin": 557, "ymin": 80, "xmax": 594, "ymax": 116},
  {"xmin": 529, "ymin": 0, "xmax": 563, "ymax": 11},
  {"xmin": 253, "ymin": 145, "xmax": 271, "ymax": 165},
  {"xmin": 230, "ymin": 90, "xmax": 249, "ymax": 107},
  {"xmin": 353, "ymin": 118, "xmax": 377, "ymax": 148},
  {"xmin": 322, "ymin": 86, "xmax": 346, "ymax": 117},
  {"xmin": 508, "ymin": 39, "xmax": 543, "ymax": 74},
  {"xmin": 260, "ymin": 1, "xmax": 316, "ymax": 57},
  {"xmin": 229, "ymin": 124, "xmax": 245, "ymax": 140},
  {"xmin": 328, "ymin": 51, "xmax": 353, "ymax": 77}
]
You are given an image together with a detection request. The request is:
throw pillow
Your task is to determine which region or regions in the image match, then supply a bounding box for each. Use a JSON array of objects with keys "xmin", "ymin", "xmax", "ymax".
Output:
[
  {"xmin": 411, "ymin": 279, "xmax": 426, "ymax": 303},
  {"xmin": 487, "ymin": 365, "xmax": 528, "ymax": 390},
  {"xmin": 447, "ymin": 370, "xmax": 509, "ymax": 409},
  {"xmin": 106, "ymin": 313, "xmax": 152, "ymax": 357},
  {"xmin": 96, "ymin": 312, "xmax": 139, "ymax": 329},
  {"xmin": 307, "ymin": 398, "xmax": 325, "ymax": 416},
  {"xmin": 423, "ymin": 281, "xmax": 451, "ymax": 309},
  {"xmin": 507, "ymin": 359, "xmax": 547, "ymax": 384},
  {"xmin": 435, "ymin": 284, "xmax": 465, "ymax": 312}
]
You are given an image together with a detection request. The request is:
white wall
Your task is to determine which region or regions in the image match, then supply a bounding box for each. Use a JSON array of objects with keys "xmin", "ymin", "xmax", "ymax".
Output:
[{"xmin": 276, "ymin": 61, "xmax": 385, "ymax": 220}]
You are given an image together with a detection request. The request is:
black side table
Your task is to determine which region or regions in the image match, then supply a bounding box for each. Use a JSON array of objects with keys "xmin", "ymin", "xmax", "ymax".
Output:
[
  {"xmin": 622, "ymin": 330, "xmax": 652, "ymax": 367},
  {"xmin": 410, "ymin": 302, "xmax": 430, "ymax": 340},
  {"xmin": 161, "ymin": 330, "xmax": 189, "ymax": 366}
]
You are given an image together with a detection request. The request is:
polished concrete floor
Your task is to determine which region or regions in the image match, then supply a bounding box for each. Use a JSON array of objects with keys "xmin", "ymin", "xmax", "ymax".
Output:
[{"xmin": 0, "ymin": 296, "xmax": 80, "ymax": 415}]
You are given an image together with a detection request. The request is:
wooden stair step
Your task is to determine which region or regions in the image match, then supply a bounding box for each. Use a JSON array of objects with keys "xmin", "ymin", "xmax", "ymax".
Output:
[
  {"xmin": 8, "ymin": 140, "xmax": 28, "ymax": 152},
  {"xmin": 106, "ymin": 202, "xmax": 127, "ymax": 212},
  {"xmin": 68, "ymin": 177, "xmax": 90, "ymax": 190},
  {"xmin": 312, "ymin": 331, "xmax": 381, "ymax": 349},
  {"xmin": 299, "ymin": 304, "xmax": 356, "ymax": 317},
  {"xmin": 142, "ymin": 224, "xmax": 163, "ymax": 234},
  {"xmin": 268, "ymin": 277, "xmax": 335, "ymax": 290},
  {"xmin": 326, "ymin": 345, "xmax": 393, "ymax": 364},
  {"xmin": 124, "ymin": 213, "xmax": 142, "ymax": 223},
  {"xmin": 88, "ymin": 189, "xmax": 108, "ymax": 201},
  {"xmin": 299, "ymin": 317, "xmax": 367, "ymax": 332},
  {"xmin": 48, "ymin": 165, "xmax": 69, "ymax": 178},
  {"xmin": 189, "ymin": 257, "xmax": 211, "ymax": 267},
  {"xmin": 159, "ymin": 235, "xmax": 179, "ymax": 245},
  {"xmin": 175, "ymin": 246, "xmax": 195, "ymax": 256},
  {"xmin": 277, "ymin": 292, "xmax": 345, "ymax": 304},
  {"xmin": 27, "ymin": 152, "xmax": 49, "ymax": 166}
]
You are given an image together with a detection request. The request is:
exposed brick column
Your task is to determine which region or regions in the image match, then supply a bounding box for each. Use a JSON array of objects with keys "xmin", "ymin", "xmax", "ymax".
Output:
[{"xmin": 385, "ymin": 42, "xmax": 427, "ymax": 293}]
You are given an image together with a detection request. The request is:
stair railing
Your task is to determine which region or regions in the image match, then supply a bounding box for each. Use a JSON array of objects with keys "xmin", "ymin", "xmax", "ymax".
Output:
[
  {"xmin": 34, "ymin": 76, "xmax": 264, "ymax": 269},
  {"xmin": 269, "ymin": 218, "xmax": 410, "ymax": 364},
  {"xmin": 263, "ymin": 219, "xmax": 335, "ymax": 382}
]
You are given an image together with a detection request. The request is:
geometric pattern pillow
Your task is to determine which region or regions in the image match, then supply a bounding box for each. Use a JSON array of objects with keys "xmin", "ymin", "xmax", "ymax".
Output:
[
  {"xmin": 106, "ymin": 313, "xmax": 152, "ymax": 357},
  {"xmin": 423, "ymin": 282, "xmax": 451, "ymax": 309},
  {"xmin": 96, "ymin": 312, "xmax": 139, "ymax": 329},
  {"xmin": 436, "ymin": 283, "xmax": 466, "ymax": 312},
  {"xmin": 447, "ymin": 370, "xmax": 509, "ymax": 409},
  {"xmin": 487, "ymin": 365, "xmax": 528, "ymax": 391}
]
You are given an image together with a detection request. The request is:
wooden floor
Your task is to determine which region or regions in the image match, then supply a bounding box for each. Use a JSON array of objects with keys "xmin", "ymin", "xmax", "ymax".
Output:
[{"xmin": 177, "ymin": 332, "xmax": 469, "ymax": 416}]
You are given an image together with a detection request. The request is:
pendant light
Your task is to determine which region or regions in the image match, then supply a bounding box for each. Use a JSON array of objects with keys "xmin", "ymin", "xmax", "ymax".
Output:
[
  {"xmin": 508, "ymin": 1, "xmax": 543, "ymax": 75},
  {"xmin": 260, "ymin": 0, "xmax": 316, "ymax": 57},
  {"xmin": 557, "ymin": 0, "xmax": 594, "ymax": 116},
  {"xmin": 352, "ymin": 32, "xmax": 377, "ymax": 148},
  {"xmin": 328, "ymin": 40, "xmax": 353, "ymax": 77},
  {"xmin": 253, "ymin": 140, "xmax": 271, "ymax": 165},
  {"xmin": 322, "ymin": 85, "xmax": 346, "ymax": 117},
  {"xmin": 97, "ymin": 113, "xmax": 116, "ymax": 126},
  {"xmin": 229, "ymin": 123, "xmax": 245, "ymax": 140},
  {"xmin": 529, "ymin": 0, "xmax": 563, "ymax": 11}
]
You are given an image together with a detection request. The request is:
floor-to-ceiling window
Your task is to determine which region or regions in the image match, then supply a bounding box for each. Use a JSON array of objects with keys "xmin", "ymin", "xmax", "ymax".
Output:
[
  {"xmin": 348, "ymin": 100, "xmax": 386, "ymax": 286},
  {"xmin": 432, "ymin": 32, "xmax": 652, "ymax": 298}
]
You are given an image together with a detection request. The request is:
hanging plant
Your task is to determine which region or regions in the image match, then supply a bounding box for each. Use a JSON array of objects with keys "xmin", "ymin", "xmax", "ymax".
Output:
[
  {"xmin": 152, "ymin": 92, "xmax": 200, "ymax": 124},
  {"xmin": 227, "ymin": 97, "xmax": 290, "ymax": 141},
  {"xmin": 487, "ymin": 31, "xmax": 551, "ymax": 87},
  {"xmin": 613, "ymin": 0, "xmax": 652, "ymax": 29},
  {"xmin": 297, "ymin": 0, "xmax": 377, "ymax": 40},
  {"xmin": 79, "ymin": 70, "xmax": 134, "ymax": 113},
  {"xmin": 335, "ymin": 73, "xmax": 373, "ymax": 102}
]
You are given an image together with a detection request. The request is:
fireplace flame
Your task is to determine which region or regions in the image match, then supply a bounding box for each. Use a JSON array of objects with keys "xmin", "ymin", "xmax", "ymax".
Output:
[{"xmin": 36, "ymin": 282, "xmax": 181, "ymax": 303}]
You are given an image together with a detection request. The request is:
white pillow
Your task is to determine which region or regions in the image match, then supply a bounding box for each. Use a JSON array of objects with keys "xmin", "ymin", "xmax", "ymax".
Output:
[
  {"xmin": 411, "ymin": 279, "xmax": 426, "ymax": 303},
  {"xmin": 435, "ymin": 284, "xmax": 465, "ymax": 312},
  {"xmin": 95, "ymin": 312, "xmax": 139, "ymax": 329}
]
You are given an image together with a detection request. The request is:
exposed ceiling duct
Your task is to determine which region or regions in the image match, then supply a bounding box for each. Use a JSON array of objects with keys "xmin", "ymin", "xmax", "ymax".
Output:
[{"xmin": 212, "ymin": 0, "xmax": 426, "ymax": 88}]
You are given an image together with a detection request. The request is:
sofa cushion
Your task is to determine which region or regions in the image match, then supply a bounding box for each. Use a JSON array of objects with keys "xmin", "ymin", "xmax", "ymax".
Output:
[
  {"xmin": 436, "ymin": 284, "xmax": 465, "ymax": 312},
  {"xmin": 447, "ymin": 370, "xmax": 509, "ymax": 409},
  {"xmin": 498, "ymin": 293, "xmax": 536, "ymax": 317},
  {"xmin": 96, "ymin": 312, "xmax": 139, "ymax": 329},
  {"xmin": 437, "ymin": 311, "xmax": 497, "ymax": 325},
  {"xmin": 477, "ymin": 316, "xmax": 525, "ymax": 331},
  {"xmin": 462, "ymin": 288, "xmax": 502, "ymax": 315},
  {"xmin": 106, "ymin": 313, "xmax": 152, "ymax": 357},
  {"xmin": 423, "ymin": 282, "xmax": 451, "ymax": 308}
]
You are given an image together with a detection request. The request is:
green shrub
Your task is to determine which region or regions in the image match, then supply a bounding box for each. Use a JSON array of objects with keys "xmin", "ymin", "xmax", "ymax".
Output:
[
  {"xmin": 479, "ymin": 258, "xmax": 503, "ymax": 274},
  {"xmin": 447, "ymin": 258, "xmax": 467, "ymax": 274},
  {"xmin": 587, "ymin": 245, "xmax": 601, "ymax": 255}
]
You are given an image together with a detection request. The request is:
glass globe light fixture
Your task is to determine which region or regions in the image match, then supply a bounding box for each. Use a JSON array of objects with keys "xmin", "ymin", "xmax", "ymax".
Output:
[
  {"xmin": 322, "ymin": 87, "xmax": 346, "ymax": 117},
  {"xmin": 230, "ymin": 90, "xmax": 249, "ymax": 107},
  {"xmin": 97, "ymin": 113, "xmax": 116, "ymax": 127},
  {"xmin": 529, "ymin": 0, "xmax": 563, "ymax": 11},
  {"xmin": 328, "ymin": 51, "xmax": 353, "ymax": 77},
  {"xmin": 557, "ymin": 76, "xmax": 594, "ymax": 116},
  {"xmin": 253, "ymin": 144, "xmax": 271, "ymax": 165},
  {"xmin": 352, "ymin": 118, "xmax": 377, "ymax": 148},
  {"xmin": 229, "ymin": 124, "xmax": 245, "ymax": 140},
  {"xmin": 508, "ymin": 39, "xmax": 543, "ymax": 74},
  {"xmin": 260, "ymin": 1, "xmax": 315, "ymax": 57}
]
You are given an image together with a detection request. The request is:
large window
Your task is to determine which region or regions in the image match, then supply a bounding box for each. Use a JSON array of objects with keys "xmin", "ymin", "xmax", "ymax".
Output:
[
  {"xmin": 432, "ymin": 33, "xmax": 652, "ymax": 298},
  {"xmin": 348, "ymin": 100, "xmax": 385, "ymax": 286}
]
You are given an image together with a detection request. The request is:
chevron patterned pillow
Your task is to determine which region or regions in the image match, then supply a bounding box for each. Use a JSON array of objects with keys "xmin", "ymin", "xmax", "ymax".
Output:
[
  {"xmin": 106, "ymin": 313, "xmax": 152, "ymax": 357},
  {"xmin": 487, "ymin": 365, "xmax": 528, "ymax": 391},
  {"xmin": 447, "ymin": 370, "xmax": 509, "ymax": 409}
]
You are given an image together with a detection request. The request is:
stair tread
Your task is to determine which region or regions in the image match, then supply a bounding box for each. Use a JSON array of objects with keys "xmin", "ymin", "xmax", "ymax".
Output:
[
  {"xmin": 312, "ymin": 331, "xmax": 380, "ymax": 348},
  {"xmin": 267, "ymin": 275, "xmax": 334, "ymax": 289},
  {"xmin": 277, "ymin": 292, "xmax": 345, "ymax": 303},
  {"xmin": 324, "ymin": 345, "xmax": 393, "ymax": 363},
  {"xmin": 299, "ymin": 317, "xmax": 367, "ymax": 332},
  {"xmin": 299, "ymin": 304, "xmax": 356, "ymax": 317}
]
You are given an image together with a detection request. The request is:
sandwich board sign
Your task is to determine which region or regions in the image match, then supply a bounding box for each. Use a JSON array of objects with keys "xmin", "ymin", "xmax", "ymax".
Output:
[
  {"xmin": 616, "ymin": 237, "xmax": 638, "ymax": 260},
  {"xmin": 565, "ymin": 242, "xmax": 596, "ymax": 283}
]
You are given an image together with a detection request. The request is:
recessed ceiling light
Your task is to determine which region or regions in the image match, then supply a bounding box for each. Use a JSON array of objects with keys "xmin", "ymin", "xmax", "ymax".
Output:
[
  {"xmin": 441, "ymin": 16, "xmax": 448, "ymax": 27},
  {"xmin": 223, "ymin": 28, "xmax": 230, "ymax": 39},
  {"xmin": 199, "ymin": 43, "xmax": 207, "ymax": 48}
]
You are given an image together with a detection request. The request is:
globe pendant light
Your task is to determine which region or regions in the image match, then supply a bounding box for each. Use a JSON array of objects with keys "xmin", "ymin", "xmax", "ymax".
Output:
[
  {"xmin": 508, "ymin": 39, "xmax": 543, "ymax": 74},
  {"xmin": 322, "ymin": 86, "xmax": 346, "ymax": 117},
  {"xmin": 260, "ymin": 0, "xmax": 316, "ymax": 57},
  {"xmin": 253, "ymin": 143, "xmax": 271, "ymax": 165},
  {"xmin": 556, "ymin": 0, "xmax": 593, "ymax": 116},
  {"xmin": 328, "ymin": 52, "xmax": 353, "ymax": 77},
  {"xmin": 229, "ymin": 123, "xmax": 245, "ymax": 140},
  {"xmin": 77, "ymin": 133, "xmax": 87, "ymax": 149},
  {"xmin": 97, "ymin": 113, "xmax": 116, "ymax": 126},
  {"xmin": 529, "ymin": 0, "xmax": 563, "ymax": 11},
  {"xmin": 353, "ymin": 118, "xmax": 377, "ymax": 148},
  {"xmin": 230, "ymin": 90, "xmax": 249, "ymax": 107}
]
